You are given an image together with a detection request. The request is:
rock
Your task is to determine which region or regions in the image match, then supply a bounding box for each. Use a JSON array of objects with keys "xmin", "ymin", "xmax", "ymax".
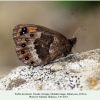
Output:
[{"xmin": 0, "ymin": 49, "xmax": 100, "ymax": 90}]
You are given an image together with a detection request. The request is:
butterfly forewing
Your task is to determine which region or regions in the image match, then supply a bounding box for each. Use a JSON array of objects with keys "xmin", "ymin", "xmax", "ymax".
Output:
[{"xmin": 13, "ymin": 24, "xmax": 76, "ymax": 67}]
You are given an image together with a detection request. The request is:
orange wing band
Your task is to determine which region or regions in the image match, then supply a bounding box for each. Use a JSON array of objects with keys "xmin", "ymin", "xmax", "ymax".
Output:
[{"xmin": 27, "ymin": 27, "xmax": 37, "ymax": 33}]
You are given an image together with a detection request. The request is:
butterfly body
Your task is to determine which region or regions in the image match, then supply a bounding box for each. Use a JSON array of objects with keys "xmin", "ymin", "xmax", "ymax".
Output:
[{"xmin": 13, "ymin": 24, "xmax": 76, "ymax": 67}]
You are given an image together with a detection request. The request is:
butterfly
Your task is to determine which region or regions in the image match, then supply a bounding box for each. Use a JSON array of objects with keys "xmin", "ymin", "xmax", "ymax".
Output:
[{"xmin": 13, "ymin": 24, "xmax": 76, "ymax": 67}]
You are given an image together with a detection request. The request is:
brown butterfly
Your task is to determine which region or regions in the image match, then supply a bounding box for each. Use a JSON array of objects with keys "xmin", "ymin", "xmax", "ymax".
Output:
[{"xmin": 13, "ymin": 24, "xmax": 76, "ymax": 67}]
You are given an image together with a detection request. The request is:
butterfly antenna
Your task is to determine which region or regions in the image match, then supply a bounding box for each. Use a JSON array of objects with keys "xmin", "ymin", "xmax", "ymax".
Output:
[{"xmin": 73, "ymin": 25, "xmax": 82, "ymax": 38}]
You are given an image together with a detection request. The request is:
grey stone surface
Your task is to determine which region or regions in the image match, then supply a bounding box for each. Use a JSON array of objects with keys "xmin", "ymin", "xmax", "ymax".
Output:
[{"xmin": 0, "ymin": 49, "xmax": 100, "ymax": 90}]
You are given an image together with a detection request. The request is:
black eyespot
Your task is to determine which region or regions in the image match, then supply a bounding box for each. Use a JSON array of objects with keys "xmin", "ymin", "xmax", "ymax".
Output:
[
  {"xmin": 20, "ymin": 27, "xmax": 27, "ymax": 35},
  {"xmin": 25, "ymin": 56, "xmax": 29, "ymax": 60},
  {"xmin": 20, "ymin": 31, "xmax": 25, "ymax": 35},
  {"xmin": 25, "ymin": 38, "xmax": 29, "ymax": 42},
  {"xmin": 21, "ymin": 50, "xmax": 25, "ymax": 54},
  {"xmin": 21, "ymin": 43, "xmax": 26, "ymax": 47},
  {"xmin": 22, "ymin": 27, "xmax": 27, "ymax": 31},
  {"xmin": 31, "ymin": 61, "xmax": 34, "ymax": 64},
  {"xmin": 30, "ymin": 34, "xmax": 34, "ymax": 37}
]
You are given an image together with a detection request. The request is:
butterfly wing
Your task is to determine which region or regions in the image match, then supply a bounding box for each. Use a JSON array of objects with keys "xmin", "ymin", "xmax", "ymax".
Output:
[{"xmin": 13, "ymin": 24, "xmax": 74, "ymax": 67}]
